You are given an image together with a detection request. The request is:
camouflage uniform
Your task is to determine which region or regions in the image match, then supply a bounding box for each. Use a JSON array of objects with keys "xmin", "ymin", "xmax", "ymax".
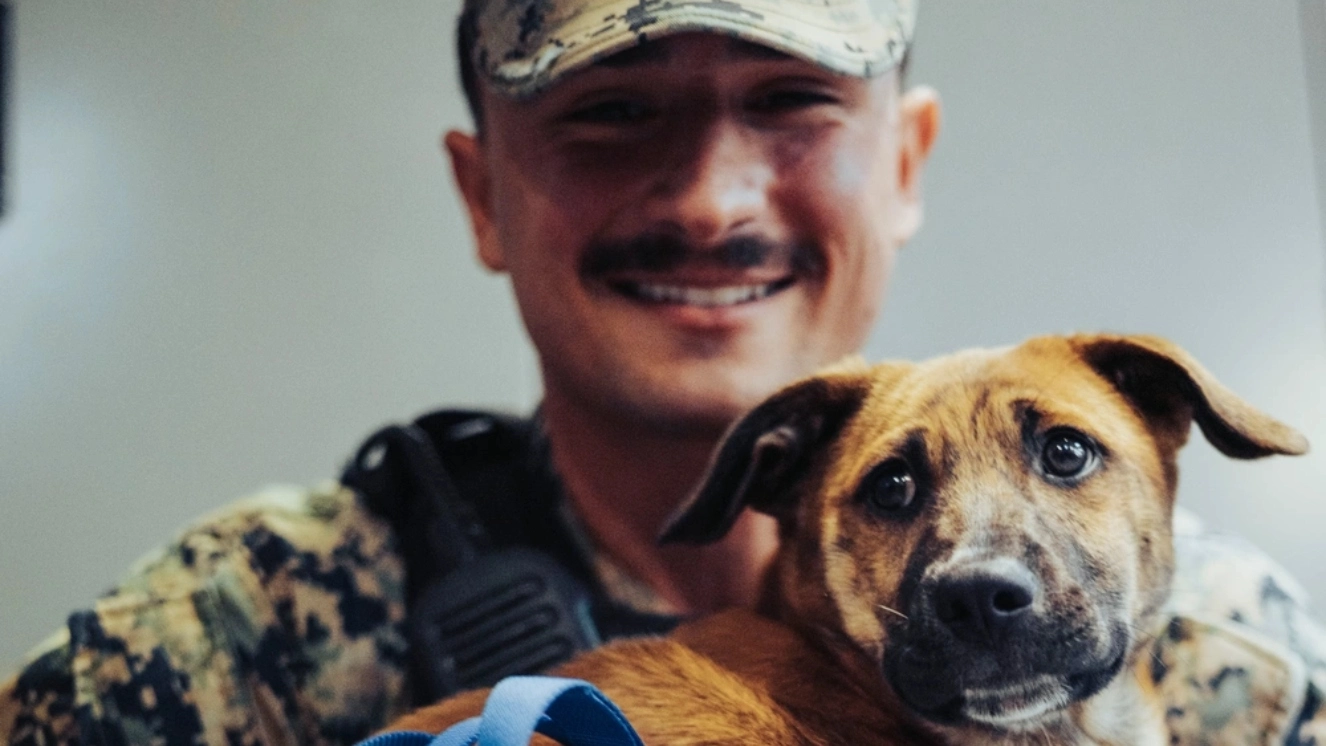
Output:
[
  {"xmin": 2, "ymin": 433, "xmax": 1324, "ymax": 746},
  {"xmin": 1155, "ymin": 510, "xmax": 1326, "ymax": 745},
  {"xmin": 0, "ymin": 484, "xmax": 410, "ymax": 746}
]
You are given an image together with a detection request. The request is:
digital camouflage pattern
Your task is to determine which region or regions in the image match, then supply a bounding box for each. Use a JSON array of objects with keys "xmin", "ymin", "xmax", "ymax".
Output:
[
  {"xmin": 1156, "ymin": 509, "xmax": 1326, "ymax": 745},
  {"xmin": 468, "ymin": 0, "xmax": 915, "ymax": 96},
  {"xmin": 3, "ymin": 488, "xmax": 1326, "ymax": 746},
  {"xmin": 0, "ymin": 484, "xmax": 411, "ymax": 746}
]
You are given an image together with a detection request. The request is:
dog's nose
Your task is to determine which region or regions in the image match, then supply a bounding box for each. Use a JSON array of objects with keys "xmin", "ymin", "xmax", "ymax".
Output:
[{"xmin": 928, "ymin": 561, "xmax": 1039, "ymax": 647}]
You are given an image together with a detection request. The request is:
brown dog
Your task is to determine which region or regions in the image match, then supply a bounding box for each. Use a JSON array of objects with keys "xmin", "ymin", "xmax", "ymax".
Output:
[{"xmin": 389, "ymin": 333, "xmax": 1308, "ymax": 745}]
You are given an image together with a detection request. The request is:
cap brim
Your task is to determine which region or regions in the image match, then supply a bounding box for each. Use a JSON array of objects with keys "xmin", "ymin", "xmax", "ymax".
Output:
[{"xmin": 478, "ymin": 0, "xmax": 914, "ymax": 97}]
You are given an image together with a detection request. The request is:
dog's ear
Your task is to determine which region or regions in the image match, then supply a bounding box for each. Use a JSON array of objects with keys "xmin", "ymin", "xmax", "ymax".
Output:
[
  {"xmin": 658, "ymin": 361, "xmax": 875, "ymax": 545},
  {"xmin": 1069, "ymin": 334, "xmax": 1308, "ymax": 459}
]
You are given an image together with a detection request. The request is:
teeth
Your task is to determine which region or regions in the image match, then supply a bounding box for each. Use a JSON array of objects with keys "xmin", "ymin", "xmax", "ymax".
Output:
[
  {"xmin": 631, "ymin": 282, "xmax": 777, "ymax": 307},
  {"xmin": 961, "ymin": 676, "xmax": 1070, "ymax": 730}
]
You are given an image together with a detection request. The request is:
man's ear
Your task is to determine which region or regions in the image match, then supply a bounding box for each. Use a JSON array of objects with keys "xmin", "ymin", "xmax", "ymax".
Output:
[
  {"xmin": 444, "ymin": 130, "xmax": 506, "ymax": 272},
  {"xmin": 892, "ymin": 85, "xmax": 942, "ymax": 243},
  {"xmin": 1069, "ymin": 334, "xmax": 1308, "ymax": 459},
  {"xmin": 659, "ymin": 363, "xmax": 874, "ymax": 546}
]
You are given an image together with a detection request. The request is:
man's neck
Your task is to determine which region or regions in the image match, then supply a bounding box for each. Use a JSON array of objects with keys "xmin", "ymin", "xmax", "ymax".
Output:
[{"xmin": 540, "ymin": 395, "xmax": 779, "ymax": 615}]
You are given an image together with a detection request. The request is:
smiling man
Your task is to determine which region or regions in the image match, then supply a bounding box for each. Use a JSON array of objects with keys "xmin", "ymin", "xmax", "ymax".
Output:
[
  {"xmin": 443, "ymin": 19, "xmax": 938, "ymax": 612},
  {"xmin": 3, "ymin": 1, "xmax": 1325, "ymax": 745}
]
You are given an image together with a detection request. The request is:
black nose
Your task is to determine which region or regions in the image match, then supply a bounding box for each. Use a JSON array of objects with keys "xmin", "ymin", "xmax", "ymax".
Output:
[{"xmin": 928, "ymin": 563, "xmax": 1039, "ymax": 646}]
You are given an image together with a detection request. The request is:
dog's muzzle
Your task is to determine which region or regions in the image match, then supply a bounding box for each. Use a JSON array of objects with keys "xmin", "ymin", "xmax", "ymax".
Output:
[{"xmin": 881, "ymin": 557, "xmax": 1128, "ymax": 731}]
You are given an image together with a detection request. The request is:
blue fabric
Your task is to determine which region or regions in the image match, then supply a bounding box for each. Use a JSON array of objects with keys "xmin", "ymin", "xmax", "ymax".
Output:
[
  {"xmin": 355, "ymin": 731, "xmax": 436, "ymax": 746},
  {"xmin": 431, "ymin": 718, "xmax": 481, "ymax": 746},
  {"xmin": 474, "ymin": 676, "xmax": 644, "ymax": 746},
  {"xmin": 354, "ymin": 677, "xmax": 644, "ymax": 746}
]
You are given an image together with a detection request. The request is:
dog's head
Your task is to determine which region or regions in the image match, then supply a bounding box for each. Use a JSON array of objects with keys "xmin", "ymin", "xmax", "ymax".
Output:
[{"xmin": 660, "ymin": 333, "xmax": 1306, "ymax": 737}]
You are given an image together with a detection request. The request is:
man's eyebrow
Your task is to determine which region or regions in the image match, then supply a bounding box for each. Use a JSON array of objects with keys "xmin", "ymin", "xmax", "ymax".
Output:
[{"xmin": 594, "ymin": 37, "xmax": 796, "ymax": 68}]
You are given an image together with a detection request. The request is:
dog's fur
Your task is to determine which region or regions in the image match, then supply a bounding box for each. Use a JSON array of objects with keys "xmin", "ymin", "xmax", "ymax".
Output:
[{"xmin": 390, "ymin": 334, "xmax": 1308, "ymax": 745}]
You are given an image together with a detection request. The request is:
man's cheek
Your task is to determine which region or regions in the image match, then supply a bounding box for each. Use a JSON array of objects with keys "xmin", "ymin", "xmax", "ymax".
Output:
[
  {"xmin": 785, "ymin": 143, "xmax": 880, "ymax": 238},
  {"xmin": 494, "ymin": 191, "xmax": 579, "ymax": 271},
  {"xmin": 828, "ymin": 141, "xmax": 872, "ymax": 197}
]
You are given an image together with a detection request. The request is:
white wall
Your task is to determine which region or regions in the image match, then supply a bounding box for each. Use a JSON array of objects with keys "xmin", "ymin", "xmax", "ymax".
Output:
[
  {"xmin": 2, "ymin": 1, "xmax": 1323, "ymax": 668},
  {"xmin": 1305, "ymin": 0, "xmax": 1326, "ymax": 238}
]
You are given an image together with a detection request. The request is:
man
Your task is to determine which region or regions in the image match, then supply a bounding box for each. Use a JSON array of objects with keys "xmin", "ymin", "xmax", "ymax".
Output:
[{"xmin": 3, "ymin": 1, "xmax": 1323, "ymax": 745}]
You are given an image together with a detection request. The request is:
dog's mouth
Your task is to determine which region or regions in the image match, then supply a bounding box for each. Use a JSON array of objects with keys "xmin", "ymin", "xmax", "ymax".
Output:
[
  {"xmin": 959, "ymin": 648, "xmax": 1126, "ymax": 731},
  {"xmin": 885, "ymin": 639, "xmax": 1129, "ymax": 732},
  {"xmin": 960, "ymin": 675, "xmax": 1072, "ymax": 730}
]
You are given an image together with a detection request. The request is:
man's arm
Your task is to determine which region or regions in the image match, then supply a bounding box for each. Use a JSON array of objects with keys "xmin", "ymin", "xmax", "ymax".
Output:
[
  {"xmin": 2, "ymin": 633, "xmax": 79, "ymax": 746},
  {"xmin": 1157, "ymin": 508, "xmax": 1326, "ymax": 744},
  {"xmin": 2, "ymin": 484, "xmax": 411, "ymax": 746}
]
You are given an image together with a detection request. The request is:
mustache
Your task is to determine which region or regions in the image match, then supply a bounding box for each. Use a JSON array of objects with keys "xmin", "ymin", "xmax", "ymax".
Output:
[{"xmin": 579, "ymin": 232, "xmax": 825, "ymax": 278}]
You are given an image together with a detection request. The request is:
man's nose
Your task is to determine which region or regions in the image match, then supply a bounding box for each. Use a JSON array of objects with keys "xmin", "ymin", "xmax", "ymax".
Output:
[{"xmin": 647, "ymin": 119, "xmax": 774, "ymax": 244}]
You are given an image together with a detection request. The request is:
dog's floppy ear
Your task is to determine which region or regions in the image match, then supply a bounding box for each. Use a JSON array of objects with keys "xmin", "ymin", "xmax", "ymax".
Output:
[
  {"xmin": 659, "ymin": 359, "xmax": 875, "ymax": 545},
  {"xmin": 1070, "ymin": 334, "xmax": 1308, "ymax": 459}
]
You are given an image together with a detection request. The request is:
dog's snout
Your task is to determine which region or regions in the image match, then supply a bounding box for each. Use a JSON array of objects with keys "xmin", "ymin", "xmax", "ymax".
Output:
[{"xmin": 927, "ymin": 561, "xmax": 1039, "ymax": 647}]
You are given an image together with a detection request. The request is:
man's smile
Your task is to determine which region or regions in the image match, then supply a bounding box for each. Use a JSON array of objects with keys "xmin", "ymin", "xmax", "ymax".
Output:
[
  {"xmin": 611, "ymin": 277, "xmax": 797, "ymax": 308},
  {"xmin": 576, "ymin": 230, "xmax": 823, "ymax": 318}
]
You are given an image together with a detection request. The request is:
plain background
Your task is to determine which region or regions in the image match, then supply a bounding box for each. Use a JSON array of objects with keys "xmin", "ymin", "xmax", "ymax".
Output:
[{"xmin": 2, "ymin": 1, "xmax": 1324, "ymax": 668}]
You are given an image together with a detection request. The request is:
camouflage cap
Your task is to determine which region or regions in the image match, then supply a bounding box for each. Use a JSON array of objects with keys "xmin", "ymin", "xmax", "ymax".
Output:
[{"xmin": 467, "ymin": 0, "xmax": 916, "ymax": 97}]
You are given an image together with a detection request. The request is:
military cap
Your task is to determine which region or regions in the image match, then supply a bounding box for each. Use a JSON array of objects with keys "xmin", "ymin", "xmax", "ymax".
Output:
[{"xmin": 465, "ymin": 0, "xmax": 916, "ymax": 97}]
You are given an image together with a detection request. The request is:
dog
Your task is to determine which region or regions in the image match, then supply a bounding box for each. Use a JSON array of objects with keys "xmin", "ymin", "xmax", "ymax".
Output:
[{"xmin": 388, "ymin": 333, "xmax": 1308, "ymax": 745}]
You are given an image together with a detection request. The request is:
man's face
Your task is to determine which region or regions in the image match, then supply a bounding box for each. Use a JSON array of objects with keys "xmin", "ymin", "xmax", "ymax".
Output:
[{"xmin": 448, "ymin": 34, "xmax": 939, "ymax": 434}]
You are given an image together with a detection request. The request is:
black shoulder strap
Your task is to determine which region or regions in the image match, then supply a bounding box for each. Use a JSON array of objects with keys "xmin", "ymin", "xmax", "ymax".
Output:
[
  {"xmin": 411, "ymin": 410, "xmax": 599, "ymax": 584},
  {"xmin": 342, "ymin": 409, "xmax": 678, "ymax": 704},
  {"xmin": 342, "ymin": 415, "xmax": 487, "ymax": 605},
  {"xmin": 419, "ymin": 412, "xmax": 681, "ymax": 642}
]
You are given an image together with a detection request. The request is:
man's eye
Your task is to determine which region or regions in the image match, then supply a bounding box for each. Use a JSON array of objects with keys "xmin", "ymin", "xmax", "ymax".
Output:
[
  {"xmin": 749, "ymin": 90, "xmax": 837, "ymax": 113},
  {"xmin": 565, "ymin": 99, "xmax": 654, "ymax": 124}
]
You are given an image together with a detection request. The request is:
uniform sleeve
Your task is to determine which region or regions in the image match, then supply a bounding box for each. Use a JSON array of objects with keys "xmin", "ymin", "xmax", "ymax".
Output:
[
  {"xmin": 1, "ymin": 633, "xmax": 80, "ymax": 746},
  {"xmin": 1156, "ymin": 507, "xmax": 1326, "ymax": 745},
  {"xmin": 3, "ymin": 484, "xmax": 411, "ymax": 746}
]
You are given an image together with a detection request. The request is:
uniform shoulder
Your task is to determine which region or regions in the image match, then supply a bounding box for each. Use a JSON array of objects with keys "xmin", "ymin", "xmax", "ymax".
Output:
[
  {"xmin": 1159, "ymin": 507, "xmax": 1326, "ymax": 744},
  {"xmin": 111, "ymin": 481, "xmax": 392, "ymax": 594},
  {"xmin": 1, "ymin": 631, "xmax": 78, "ymax": 746},
  {"xmin": 3, "ymin": 481, "xmax": 411, "ymax": 746}
]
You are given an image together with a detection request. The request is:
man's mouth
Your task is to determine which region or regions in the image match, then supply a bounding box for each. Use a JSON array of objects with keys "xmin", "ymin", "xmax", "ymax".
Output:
[{"xmin": 611, "ymin": 277, "xmax": 796, "ymax": 308}]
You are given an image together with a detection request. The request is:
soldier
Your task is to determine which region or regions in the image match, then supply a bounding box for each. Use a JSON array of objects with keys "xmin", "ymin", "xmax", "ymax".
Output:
[{"xmin": 4, "ymin": 1, "xmax": 1324, "ymax": 745}]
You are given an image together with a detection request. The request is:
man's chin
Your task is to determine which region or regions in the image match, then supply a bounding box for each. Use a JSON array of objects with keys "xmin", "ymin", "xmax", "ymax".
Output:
[
  {"xmin": 593, "ymin": 366, "xmax": 787, "ymax": 436},
  {"xmin": 610, "ymin": 387, "xmax": 762, "ymax": 437}
]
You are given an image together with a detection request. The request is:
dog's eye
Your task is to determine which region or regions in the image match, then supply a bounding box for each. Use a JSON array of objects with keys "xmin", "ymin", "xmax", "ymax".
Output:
[
  {"xmin": 864, "ymin": 460, "xmax": 917, "ymax": 513},
  {"xmin": 1041, "ymin": 430, "xmax": 1097, "ymax": 479}
]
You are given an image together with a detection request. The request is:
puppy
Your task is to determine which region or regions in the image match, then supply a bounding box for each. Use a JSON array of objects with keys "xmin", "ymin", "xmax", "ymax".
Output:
[{"xmin": 390, "ymin": 333, "xmax": 1307, "ymax": 745}]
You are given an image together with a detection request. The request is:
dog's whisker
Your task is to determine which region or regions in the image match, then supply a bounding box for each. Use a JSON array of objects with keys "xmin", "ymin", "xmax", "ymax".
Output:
[
  {"xmin": 877, "ymin": 604, "xmax": 909, "ymax": 621},
  {"xmin": 1149, "ymin": 646, "xmax": 1165, "ymax": 667}
]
